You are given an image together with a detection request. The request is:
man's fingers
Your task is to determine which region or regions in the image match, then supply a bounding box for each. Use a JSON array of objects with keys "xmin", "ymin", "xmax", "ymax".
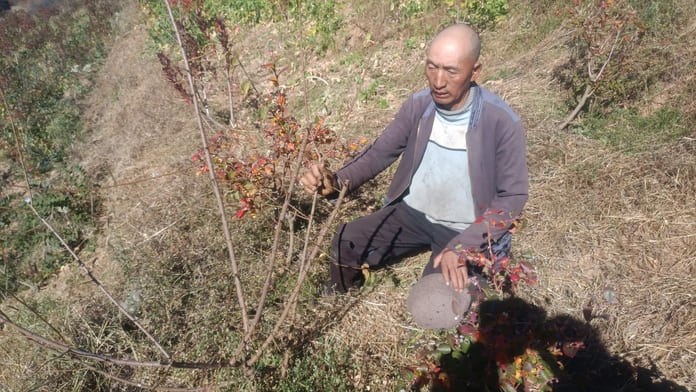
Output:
[
  {"xmin": 310, "ymin": 164, "xmax": 323, "ymax": 181},
  {"xmin": 453, "ymin": 268, "xmax": 465, "ymax": 292},
  {"xmin": 321, "ymin": 170, "xmax": 335, "ymax": 192},
  {"xmin": 299, "ymin": 164, "xmax": 335, "ymax": 195},
  {"xmin": 433, "ymin": 253, "xmax": 442, "ymax": 268},
  {"xmin": 441, "ymin": 264, "xmax": 451, "ymax": 287},
  {"xmin": 435, "ymin": 249, "xmax": 468, "ymax": 291},
  {"xmin": 298, "ymin": 164, "xmax": 322, "ymax": 194},
  {"xmin": 453, "ymin": 265, "xmax": 468, "ymax": 292}
]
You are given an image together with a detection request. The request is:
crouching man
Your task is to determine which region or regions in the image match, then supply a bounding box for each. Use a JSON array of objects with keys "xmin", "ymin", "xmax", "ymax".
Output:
[{"xmin": 300, "ymin": 23, "xmax": 528, "ymax": 329}]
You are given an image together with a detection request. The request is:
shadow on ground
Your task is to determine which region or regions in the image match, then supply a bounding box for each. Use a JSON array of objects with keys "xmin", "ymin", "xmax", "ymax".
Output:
[{"xmin": 432, "ymin": 297, "xmax": 689, "ymax": 392}]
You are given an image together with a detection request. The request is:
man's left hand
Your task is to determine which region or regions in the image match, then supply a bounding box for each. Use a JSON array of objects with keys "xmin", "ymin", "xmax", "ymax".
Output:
[{"xmin": 433, "ymin": 249, "xmax": 468, "ymax": 292}]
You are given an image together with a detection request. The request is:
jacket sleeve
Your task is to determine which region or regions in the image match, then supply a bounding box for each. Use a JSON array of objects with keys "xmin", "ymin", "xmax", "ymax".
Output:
[
  {"xmin": 335, "ymin": 94, "xmax": 421, "ymax": 193},
  {"xmin": 446, "ymin": 117, "xmax": 529, "ymax": 252}
]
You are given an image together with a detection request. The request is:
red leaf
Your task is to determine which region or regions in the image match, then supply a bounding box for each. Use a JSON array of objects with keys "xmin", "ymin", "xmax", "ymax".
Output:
[{"xmin": 561, "ymin": 341, "xmax": 585, "ymax": 358}]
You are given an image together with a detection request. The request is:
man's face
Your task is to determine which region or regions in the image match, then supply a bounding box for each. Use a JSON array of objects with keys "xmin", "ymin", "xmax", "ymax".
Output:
[{"xmin": 425, "ymin": 39, "xmax": 481, "ymax": 111}]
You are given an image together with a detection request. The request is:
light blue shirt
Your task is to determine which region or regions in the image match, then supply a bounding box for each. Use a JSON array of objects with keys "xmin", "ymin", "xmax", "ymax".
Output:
[{"xmin": 403, "ymin": 91, "xmax": 476, "ymax": 231}]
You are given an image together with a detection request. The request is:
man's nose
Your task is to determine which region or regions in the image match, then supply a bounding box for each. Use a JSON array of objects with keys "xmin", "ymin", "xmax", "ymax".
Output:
[{"xmin": 434, "ymin": 70, "xmax": 446, "ymax": 88}]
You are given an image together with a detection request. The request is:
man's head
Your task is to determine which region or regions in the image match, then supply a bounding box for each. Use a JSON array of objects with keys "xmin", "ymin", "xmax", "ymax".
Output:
[{"xmin": 425, "ymin": 24, "xmax": 482, "ymax": 111}]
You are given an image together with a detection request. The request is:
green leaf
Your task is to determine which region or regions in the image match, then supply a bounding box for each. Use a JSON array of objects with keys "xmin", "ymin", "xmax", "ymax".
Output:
[
  {"xmin": 501, "ymin": 381, "xmax": 517, "ymax": 392},
  {"xmin": 459, "ymin": 338, "xmax": 471, "ymax": 354},
  {"xmin": 241, "ymin": 80, "xmax": 251, "ymax": 97},
  {"xmin": 603, "ymin": 287, "xmax": 618, "ymax": 305},
  {"xmin": 437, "ymin": 344, "xmax": 452, "ymax": 354}
]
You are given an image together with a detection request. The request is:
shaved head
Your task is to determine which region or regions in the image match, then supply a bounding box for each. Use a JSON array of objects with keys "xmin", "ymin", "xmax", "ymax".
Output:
[
  {"xmin": 427, "ymin": 24, "xmax": 481, "ymax": 64},
  {"xmin": 424, "ymin": 23, "xmax": 482, "ymax": 110}
]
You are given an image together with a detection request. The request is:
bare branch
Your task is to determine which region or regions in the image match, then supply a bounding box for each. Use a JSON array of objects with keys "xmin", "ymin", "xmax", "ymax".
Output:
[
  {"xmin": 559, "ymin": 84, "xmax": 595, "ymax": 130},
  {"xmin": 29, "ymin": 206, "xmax": 174, "ymax": 360},
  {"xmin": 591, "ymin": 29, "xmax": 622, "ymax": 83},
  {"xmin": 215, "ymin": 16, "xmax": 236, "ymax": 126},
  {"xmin": 225, "ymin": 67, "xmax": 235, "ymax": 126},
  {"xmin": 163, "ymin": 0, "xmax": 249, "ymax": 333},
  {"xmin": 299, "ymin": 192, "xmax": 320, "ymax": 276},
  {"xmin": 0, "ymin": 309, "xmax": 163, "ymax": 368},
  {"xmin": 0, "ymin": 84, "xmax": 33, "ymax": 203},
  {"xmin": 246, "ymin": 183, "xmax": 348, "ymax": 367},
  {"xmin": 240, "ymin": 3, "xmax": 327, "ymax": 346},
  {"xmin": 78, "ymin": 361, "xmax": 238, "ymax": 392},
  {"xmin": 560, "ymin": 29, "xmax": 621, "ymax": 130},
  {"xmin": 3, "ymin": 291, "xmax": 68, "ymax": 343},
  {"xmin": 0, "ymin": 309, "xmax": 242, "ymax": 372}
]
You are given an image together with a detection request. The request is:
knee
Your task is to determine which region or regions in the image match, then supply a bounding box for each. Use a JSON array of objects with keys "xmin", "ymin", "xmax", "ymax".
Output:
[{"xmin": 330, "ymin": 224, "xmax": 362, "ymax": 267}]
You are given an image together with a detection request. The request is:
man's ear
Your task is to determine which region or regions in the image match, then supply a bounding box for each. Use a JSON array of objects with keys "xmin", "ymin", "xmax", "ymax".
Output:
[{"xmin": 471, "ymin": 62, "xmax": 482, "ymax": 81}]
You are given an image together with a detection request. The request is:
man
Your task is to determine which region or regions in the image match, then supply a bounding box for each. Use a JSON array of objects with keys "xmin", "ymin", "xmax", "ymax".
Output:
[{"xmin": 300, "ymin": 24, "xmax": 528, "ymax": 315}]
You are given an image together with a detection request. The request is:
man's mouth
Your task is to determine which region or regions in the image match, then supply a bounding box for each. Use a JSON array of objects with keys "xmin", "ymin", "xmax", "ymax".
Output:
[{"xmin": 433, "ymin": 91, "xmax": 448, "ymax": 99}]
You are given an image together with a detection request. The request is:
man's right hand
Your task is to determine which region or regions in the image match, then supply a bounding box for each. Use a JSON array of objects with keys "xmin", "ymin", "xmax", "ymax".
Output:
[
  {"xmin": 299, "ymin": 164, "xmax": 338, "ymax": 196},
  {"xmin": 433, "ymin": 248, "xmax": 468, "ymax": 292}
]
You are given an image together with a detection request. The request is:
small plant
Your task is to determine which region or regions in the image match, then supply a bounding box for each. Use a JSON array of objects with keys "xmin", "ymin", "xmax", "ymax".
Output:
[
  {"xmin": 447, "ymin": 0, "xmax": 509, "ymax": 30},
  {"xmin": 0, "ymin": 165, "xmax": 96, "ymax": 293},
  {"xmin": 554, "ymin": 0, "xmax": 645, "ymax": 129},
  {"xmin": 404, "ymin": 217, "xmax": 565, "ymax": 391},
  {"xmin": 404, "ymin": 36, "xmax": 419, "ymax": 50},
  {"xmin": 358, "ymin": 79, "xmax": 383, "ymax": 103},
  {"xmin": 397, "ymin": 0, "xmax": 428, "ymax": 19},
  {"xmin": 191, "ymin": 63, "xmax": 362, "ymax": 219}
]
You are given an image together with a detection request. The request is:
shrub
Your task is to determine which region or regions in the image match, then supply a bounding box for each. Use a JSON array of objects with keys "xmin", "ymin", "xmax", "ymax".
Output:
[
  {"xmin": 554, "ymin": 0, "xmax": 691, "ymax": 126},
  {"xmin": 457, "ymin": 0, "xmax": 509, "ymax": 29}
]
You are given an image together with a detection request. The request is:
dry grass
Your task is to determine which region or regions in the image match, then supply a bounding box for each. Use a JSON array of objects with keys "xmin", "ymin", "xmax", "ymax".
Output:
[
  {"xmin": 518, "ymin": 134, "xmax": 696, "ymax": 386},
  {"xmin": 1, "ymin": 0, "xmax": 694, "ymax": 390}
]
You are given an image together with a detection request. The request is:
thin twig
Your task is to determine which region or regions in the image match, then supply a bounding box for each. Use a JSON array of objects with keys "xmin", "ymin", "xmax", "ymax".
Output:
[
  {"xmin": 1, "ymin": 310, "xmax": 242, "ymax": 391},
  {"xmin": 163, "ymin": 0, "xmax": 249, "ymax": 333},
  {"xmin": 287, "ymin": 191, "xmax": 319, "ymax": 323},
  {"xmin": 0, "ymin": 85, "xmax": 32, "ymax": 202},
  {"xmin": 299, "ymin": 191, "xmax": 319, "ymax": 276},
  {"xmin": 590, "ymin": 29, "xmax": 621, "ymax": 83},
  {"xmin": 246, "ymin": 184, "xmax": 348, "ymax": 367},
  {"xmin": 4, "ymin": 291, "xmax": 68, "ymax": 343},
  {"xmin": 558, "ymin": 84, "xmax": 595, "ymax": 130},
  {"xmin": 239, "ymin": 2, "xmax": 320, "ymax": 348},
  {"xmin": 0, "ymin": 310, "xmax": 161, "ymax": 368},
  {"xmin": 214, "ymin": 16, "xmax": 236, "ymax": 126},
  {"xmin": 286, "ymin": 212, "xmax": 297, "ymax": 268},
  {"xmin": 239, "ymin": 143, "xmax": 313, "ymax": 347},
  {"xmin": 79, "ymin": 361, "xmax": 237, "ymax": 392},
  {"xmin": 29, "ymin": 206, "xmax": 173, "ymax": 360},
  {"xmin": 1, "ymin": 85, "xmax": 171, "ymax": 360},
  {"xmin": 134, "ymin": 216, "xmax": 186, "ymax": 246},
  {"xmin": 225, "ymin": 65, "xmax": 235, "ymax": 125},
  {"xmin": 560, "ymin": 29, "xmax": 621, "ymax": 130}
]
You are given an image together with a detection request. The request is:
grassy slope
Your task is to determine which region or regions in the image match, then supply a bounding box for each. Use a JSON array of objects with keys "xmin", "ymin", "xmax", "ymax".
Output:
[{"xmin": 0, "ymin": 0, "xmax": 694, "ymax": 390}]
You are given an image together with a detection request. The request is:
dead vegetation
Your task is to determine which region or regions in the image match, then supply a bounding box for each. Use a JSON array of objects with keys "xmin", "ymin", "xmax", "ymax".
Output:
[{"xmin": 0, "ymin": 0, "xmax": 694, "ymax": 390}]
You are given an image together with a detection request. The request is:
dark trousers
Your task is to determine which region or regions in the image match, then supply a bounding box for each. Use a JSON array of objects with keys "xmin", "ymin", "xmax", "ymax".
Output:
[{"xmin": 328, "ymin": 202, "xmax": 512, "ymax": 293}]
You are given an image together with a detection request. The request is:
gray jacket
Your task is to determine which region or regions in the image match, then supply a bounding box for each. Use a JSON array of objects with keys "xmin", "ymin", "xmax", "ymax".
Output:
[{"xmin": 336, "ymin": 85, "xmax": 528, "ymax": 252}]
